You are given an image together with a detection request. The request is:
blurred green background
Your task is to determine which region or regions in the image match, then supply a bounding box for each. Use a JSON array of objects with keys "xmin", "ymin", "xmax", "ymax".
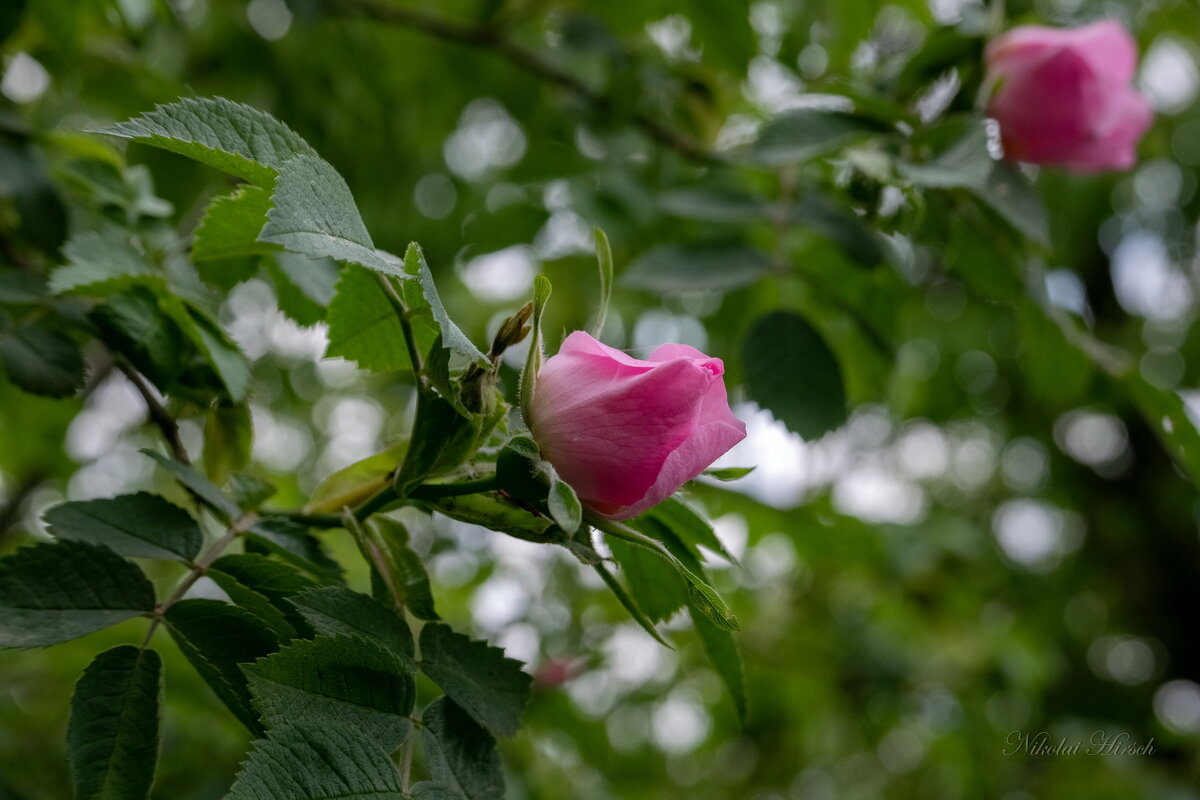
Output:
[{"xmin": 3, "ymin": 0, "xmax": 1200, "ymax": 797}]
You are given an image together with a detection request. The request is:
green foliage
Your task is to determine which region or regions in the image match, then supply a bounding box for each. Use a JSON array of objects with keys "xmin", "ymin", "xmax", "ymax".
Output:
[
  {"xmin": 143, "ymin": 450, "xmax": 242, "ymax": 522},
  {"xmin": 639, "ymin": 496, "xmax": 738, "ymax": 565},
  {"xmin": 99, "ymin": 96, "xmax": 316, "ymax": 186},
  {"xmin": 0, "ymin": 323, "xmax": 84, "ymax": 397},
  {"xmin": 420, "ymin": 697, "xmax": 505, "ymax": 800},
  {"xmin": 89, "ymin": 289, "xmax": 187, "ymax": 387},
  {"xmin": 50, "ymin": 228, "xmax": 155, "ymax": 295},
  {"xmin": 325, "ymin": 265, "xmax": 410, "ymax": 372},
  {"xmin": 164, "ymin": 599, "xmax": 280, "ymax": 734},
  {"xmin": 590, "ymin": 228, "xmax": 613, "ymax": 338},
  {"xmin": 226, "ymin": 724, "xmax": 405, "ymax": 800},
  {"xmin": 302, "ymin": 441, "xmax": 408, "ymax": 513},
  {"xmin": 6, "ymin": 5, "xmax": 1200, "ymax": 797},
  {"xmin": 208, "ymin": 554, "xmax": 316, "ymax": 639},
  {"xmin": 0, "ymin": 541, "xmax": 154, "ymax": 648},
  {"xmin": 67, "ymin": 646, "xmax": 162, "ymax": 800},
  {"xmin": 244, "ymin": 519, "xmax": 345, "ymax": 584},
  {"xmin": 418, "ymin": 623, "xmax": 532, "ymax": 738},
  {"xmin": 621, "ymin": 243, "xmax": 772, "ymax": 293},
  {"xmin": 191, "ymin": 186, "xmax": 279, "ymax": 263},
  {"xmin": 204, "ymin": 403, "xmax": 253, "ymax": 485},
  {"xmin": 518, "ymin": 274, "xmax": 552, "ymax": 427},
  {"xmin": 288, "ymin": 586, "xmax": 414, "ymax": 663},
  {"xmin": 496, "ymin": 436, "xmax": 582, "ymax": 534},
  {"xmin": 367, "ymin": 517, "xmax": 440, "ymax": 621},
  {"xmin": 43, "ymin": 492, "xmax": 204, "ymax": 562},
  {"xmin": 740, "ymin": 108, "xmax": 889, "ymax": 165},
  {"xmin": 403, "ymin": 243, "xmax": 489, "ymax": 368},
  {"xmin": 741, "ymin": 310, "xmax": 847, "ymax": 439},
  {"xmin": 259, "ymin": 154, "xmax": 402, "ymax": 276},
  {"xmin": 245, "ymin": 635, "xmax": 415, "ymax": 751}
]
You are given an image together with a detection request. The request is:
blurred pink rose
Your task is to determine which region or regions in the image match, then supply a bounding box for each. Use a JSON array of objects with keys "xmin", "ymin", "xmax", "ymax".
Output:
[
  {"xmin": 985, "ymin": 19, "xmax": 1152, "ymax": 172},
  {"xmin": 529, "ymin": 331, "xmax": 746, "ymax": 520}
]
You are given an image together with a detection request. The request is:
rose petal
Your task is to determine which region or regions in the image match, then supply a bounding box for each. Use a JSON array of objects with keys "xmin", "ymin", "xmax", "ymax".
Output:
[{"xmin": 532, "ymin": 353, "xmax": 716, "ymax": 508}]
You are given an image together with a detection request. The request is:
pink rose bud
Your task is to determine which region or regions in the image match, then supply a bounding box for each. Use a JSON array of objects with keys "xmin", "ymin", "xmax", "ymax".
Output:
[
  {"xmin": 529, "ymin": 331, "xmax": 746, "ymax": 520},
  {"xmin": 984, "ymin": 19, "xmax": 1152, "ymax": 172},
  {"xmin": 533, "ymin": 657, "xmax": 585, "ymax": 688}
]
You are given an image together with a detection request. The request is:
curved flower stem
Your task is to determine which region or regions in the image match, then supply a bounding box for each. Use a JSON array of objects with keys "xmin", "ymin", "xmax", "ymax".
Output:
[
  {"xmin": 584, "ymin": 513, "xmax": 668, "ymax": 555},
  {"xmin": 268, "ymin": 474, "xmax": 501, "ymax": 528},
  {"xmin": 407, "ymin": 475, "xmax": 500, "ymax": 501}
]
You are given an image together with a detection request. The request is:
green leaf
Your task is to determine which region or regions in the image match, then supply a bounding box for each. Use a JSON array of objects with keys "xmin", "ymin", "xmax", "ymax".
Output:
[
  {"xmin": 143, "ymin": 450, "xmax": 242, "ymax": 522},
  {"xmin": 203, "ymin": 403, "xmax": 253, "ymax": 485},
  {"xmin": 164, "ymin": 599, "xmax": 279, "ymax": 734},
  {"xmin": 99, "ymin": 96, "xmax": 316, "ymax": 187},
  {"xmin": 245, "ymin": 635, "xmax": 415, "ymax": 751},
  {"xmin": 245, "ymin": 518, "xmax": 344, "ymax": 584},
  {"xmin": 421, "ymin": 696, "xmax": 505, "ymax": 800},
  {"xmin": 176, "ymin": 304, "xmax": 251, "ymax": 402},
  {"xmin": 369, "ymin": 517, "xmax": 439, "ymax": 621},
  {"xmin": 519, "ymin": 274, "xmax": 551, "ymax": 426},
  {"xmin": 423, "ymin": 334, "xmax": 467, "ymax": 416},
  {"xmin": 68, "ymin": 645, "xmax": 162, "ymax": 800},
  {"xmin": 691, "ymin": 604, "xmax": 747, "ymax": 722},
  {"xmin": 1015, "ymin": 302, "xmax": 1092, "ymax": 407},
  {"xmin": 789, "ymin": 197, "xmax": 887, "ymax": 267},
  {"xmin": 0, "ymin": 269, "xmax": 47, "ymax": 304},
  {"xmin": 90, "ymin": 288, "xmax": 187, "ymax": 387},
  {"xmin": 547, "ymin": 475, "xmax": 583, "ymax": 535},
  {"xmin": 975, "ymin": 161, "xmax": 1049, "ymax": 246},
  {"xmin": 495, "ymin": 438, "xmax": 581, "ymax": 534},
  {"xmin": 208, "ymin": 554, "xmax": 316, "ymax": 639},
  {"xmin": 902, "ymin": 121, "xmax": 1048, "ymax": 245},
  {"xmin": 259, "ymin": 154, "xmax": 406, "ymax": 276},
  {"xmin": 418, "ymin": 623, "xmax": 532, "ymax": 738},
  {"xmin": 0, "ymin": 324, "xmax": 84, "ymax": 397},
  {"xmin": 192, "ymin": 185, "xmax": 279, "ymax": 262},
  {"xmin": 0, "ymin": 540, "xmax": 155, "ymax": 649},
  {"xmin": 1126, "ymin": 376, "xmax": 1200, "ymax": 489},
  {"xmin": 288, "ymin": 586, "xmax": 414, "ymax": 662},
  {"xmin": 413, "ymin": 784, "xmax": 462, "ymax": 800},
  {"xmin": 208, "ymin": 571, "xmax": 296, "ymax": 640},
  {"xmin": 659, "ymin": 185, "xmax": 771, "ymax": 223},
  {"xmin": 226, "ymin": 723, "xmax": 405, "ymax": 800},
  {"xmin": 681, "ymin": 573, "xmax": 739, "ymax": 632},
  {"xmin": 621, "ymin": 243, "xmax": 772, "ymax": 293},
  {"xmin": 591, "ymin": 561, "xmax": 671, "ymax": 647},
  {"xmin": 590, "ymin": 228, "xmax": 614, "ymax": 339},
  {"xmin": 741, "ymin": 310, "xmax": 847, "ymax": 439},
  {"xmin": 324, "ymin": 265, "xmax": 410, "ymax": 372},
  {"xmin": 50, "ymin": 228, "xmax": 156, "ymax": 295},
  {"xmin": 423, "ymin": 492, "xmax": 555, "ymax": 543},
  {"xmin": 638, "ymin": 496, "xmax": 738, "ymax": 565},
  {"xmin": 703, "ymin": 466, "xmax": 755, "ymax": 482},
  {"xmin": 43, "ymin": 491, "xmax": 204, "ymax": 562},
  {"xmin": 402, "ymin": 243, "xmax": 489, "ymax": 368},
  {"xmin": 741, "ymin": 109, "xmax": 887, "ymax": 165},
  {"xmin": 0, "ymin": 0, "xmax": 27, "ymax": 44},
  {"xmin": 608, "ymin": 539, "xmax": 687, "ymax": 622},
  {"xmin": 305, "ymin": 441, "xmax": 408, "ymax": 514},
  {"xmin": 594, "ymin": 517, "xmax": 739, "ymax": 632},
  {"xmin": 395, "ymin": 392, "xmax": 480, "ymax": 492},
  {"xmin": 661, "ymin": 534, "xmax": 746, "ymax": 721},
  {"xmin": 269, "ymin": 252, "xmax": 338, "ymax": 327},
  {"xmin": 901, "ymin": 123, "xmax": 993, "ymax": 189},
  {"xmin": 229, "ymin": 473, "xmax": 277, "ymax": 509}
]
